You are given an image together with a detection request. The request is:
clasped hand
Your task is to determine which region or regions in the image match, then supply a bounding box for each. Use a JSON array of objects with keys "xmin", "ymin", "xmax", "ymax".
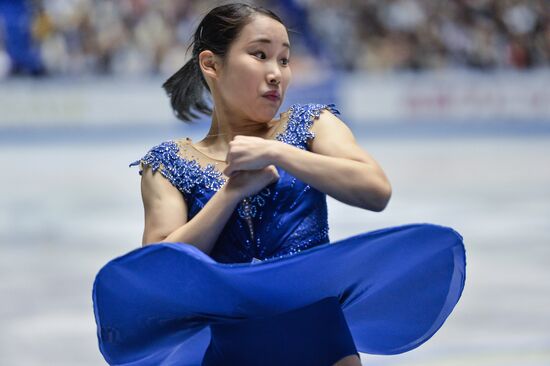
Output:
[
  {"xmin": 223, "ymin": 135, "xmax": 278, "ymax": 176},
  {"xmin": 222, "ymin": 135, "xmax": 281, "ymax": 198}
]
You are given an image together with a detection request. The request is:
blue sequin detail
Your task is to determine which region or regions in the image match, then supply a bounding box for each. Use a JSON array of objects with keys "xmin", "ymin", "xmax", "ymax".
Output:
[
  {"xmin": 275, "ymin": 103, "xmax": 340, "ymax": 149},
  {"xmin": 128, "ymin": 140, "xmax": 226, "ymax": 194},
  {"xmin": 237, "ymin": 187, "xmax": 271, "ymax": 219},
  {"xmin": 130, "ymin": 102, "xmax": 338, "ymax": 262}
]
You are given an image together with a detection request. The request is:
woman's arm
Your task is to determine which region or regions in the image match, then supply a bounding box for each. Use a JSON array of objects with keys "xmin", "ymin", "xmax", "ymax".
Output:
[
  {"xmin": 140, "ymin": 165, "xmax": 241, "ymax": 252},
  {"xmin": 224, "ymin": 110, "xmax": 391, "ymax": 211},
  {"xmin": 275, "ymin": 110, "xmax": 391, "ymax": 211},
  {"xmin": 140, "ymin": 163, "xmax": 279, "ymax": 252}
]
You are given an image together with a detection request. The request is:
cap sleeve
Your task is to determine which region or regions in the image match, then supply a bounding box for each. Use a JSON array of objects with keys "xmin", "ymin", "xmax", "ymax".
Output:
[
  {"xmin": 129, "ymin": 140, "xmax": 185, "ymax": 190},
  {"xmin": 129, "ymin": 140, "xmax": 227, "ymax": 195},
  {"xmin": 280, "ymin": 103, "xmax": 340, "ymax": 149}
]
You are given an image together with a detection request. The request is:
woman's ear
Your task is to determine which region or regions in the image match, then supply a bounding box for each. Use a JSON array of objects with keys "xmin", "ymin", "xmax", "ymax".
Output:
[{"xmin": 198, "ymin": 50, "xmax": 220, "ymax": 80}]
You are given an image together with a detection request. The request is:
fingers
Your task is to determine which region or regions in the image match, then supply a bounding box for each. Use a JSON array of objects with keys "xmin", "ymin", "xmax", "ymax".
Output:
[
  {"xmin": 267, "ymin": 165, "xmax": 280, "ymax": 183},
  {"xmin": 224, "ymin": 164, "xmax": 277, "ymax": 180},
  {"xmin": 225, "ymin": 145, "xmax": 241, "ymax": 167},
  {"xmin": 223, "ymin": 167, "xmax": 233, "ymax": 177},
  {"xmin": 223, "ymin": 164, "xmax": 237, "ymax": 177}
]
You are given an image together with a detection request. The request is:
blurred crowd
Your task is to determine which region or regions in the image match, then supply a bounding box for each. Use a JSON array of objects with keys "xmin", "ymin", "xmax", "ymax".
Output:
[
  {"xmin": 309, "ymin": 0, "xmax": 550, "ymax": 71},
  {"xmin": 0, "ymin": 0, "xmax": 549, "ymax": 78}
]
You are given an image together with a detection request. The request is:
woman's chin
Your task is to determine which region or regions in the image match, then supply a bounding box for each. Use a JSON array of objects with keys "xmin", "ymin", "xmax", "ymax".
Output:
[{"xmin": 253, "ymin": 107, "xmax": 280, "ymax": 123}]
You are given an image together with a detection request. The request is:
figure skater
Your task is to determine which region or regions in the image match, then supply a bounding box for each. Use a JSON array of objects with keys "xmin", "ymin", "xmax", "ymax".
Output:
[{"xmin": 92, "ymin": 3, "xmax": 466, "ymax": 365}]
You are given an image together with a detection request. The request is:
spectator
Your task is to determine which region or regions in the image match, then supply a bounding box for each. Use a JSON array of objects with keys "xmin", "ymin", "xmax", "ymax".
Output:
[{"xmin": 5, "ymin": 0, "xmax": 548, "ymax": 79}]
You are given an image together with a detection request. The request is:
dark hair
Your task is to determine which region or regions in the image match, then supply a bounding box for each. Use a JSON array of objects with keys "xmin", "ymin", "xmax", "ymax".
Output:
[{"xmin": 162, "ymin": 3, "xmax": 286, "ymax": 122}]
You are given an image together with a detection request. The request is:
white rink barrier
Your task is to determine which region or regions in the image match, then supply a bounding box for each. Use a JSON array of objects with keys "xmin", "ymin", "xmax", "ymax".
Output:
[
  {"xmin": 1, "ymin": 71, "xmax": 549, "ymax": 128},
  {"xmin": 339, "ymin": 70, "xmax": 550, "ymax": 123},
  {"xmin": 0, "ymin": 78, "xmax": 174, "ymax": 128}
]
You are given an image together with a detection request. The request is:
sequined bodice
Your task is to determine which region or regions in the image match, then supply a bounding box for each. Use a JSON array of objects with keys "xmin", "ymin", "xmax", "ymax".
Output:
[{"xmin": 130, "ymin": 103, "xmax": 340, "ymax": 264}]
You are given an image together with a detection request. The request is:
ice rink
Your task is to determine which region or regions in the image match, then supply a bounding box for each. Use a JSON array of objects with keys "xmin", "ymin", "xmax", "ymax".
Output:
[{"xmin": 1, "ymin": 127, "xmax": 549, "ymax": 365}]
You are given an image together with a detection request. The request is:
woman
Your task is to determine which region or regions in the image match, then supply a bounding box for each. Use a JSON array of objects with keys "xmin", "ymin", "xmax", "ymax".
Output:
[{"xmin": 92, "ymin": 3, "xmax": 466, "ymax": 366}]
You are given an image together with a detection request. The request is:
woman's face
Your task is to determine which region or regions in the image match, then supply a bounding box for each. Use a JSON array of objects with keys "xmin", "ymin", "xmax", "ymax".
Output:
[{"xmin": 216, "ymin": 14, "xmax": 292, "ymax": 122}]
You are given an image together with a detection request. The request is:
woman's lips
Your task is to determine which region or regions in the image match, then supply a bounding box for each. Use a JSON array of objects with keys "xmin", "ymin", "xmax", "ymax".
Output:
[
  {"xmin": 262, "ymin": 91, "xmax": 280, "ymax": 102},
  {"xmin": 263, "ymin": 95, "xmax": 280, "ymax": 102}
]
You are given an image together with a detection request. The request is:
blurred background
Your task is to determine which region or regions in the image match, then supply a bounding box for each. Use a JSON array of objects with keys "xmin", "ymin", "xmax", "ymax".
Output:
[{"xmin": 0, "ymin": 0, "xmax": 549, "ymax": 365}]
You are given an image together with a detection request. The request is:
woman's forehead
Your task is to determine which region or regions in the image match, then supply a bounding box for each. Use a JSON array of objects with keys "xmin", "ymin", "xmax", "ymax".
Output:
[{"xmin": 237, "ymin": 15, "xmax": 289, "ymax": 47}]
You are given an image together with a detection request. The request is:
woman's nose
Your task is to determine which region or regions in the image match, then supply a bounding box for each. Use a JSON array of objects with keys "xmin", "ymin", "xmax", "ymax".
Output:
[
  {"xmin": 267, "ymin": 65, "xmax": 281, "ymax": 85},
  {"xmin": 269, "ymin": 76, "xmax": 280, "ymax": 85}
]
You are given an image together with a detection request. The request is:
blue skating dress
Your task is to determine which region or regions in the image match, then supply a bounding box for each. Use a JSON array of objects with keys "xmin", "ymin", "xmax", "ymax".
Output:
[{"xmin": 92, "ymin": 103, "xmax": 466, "ymax": 365}]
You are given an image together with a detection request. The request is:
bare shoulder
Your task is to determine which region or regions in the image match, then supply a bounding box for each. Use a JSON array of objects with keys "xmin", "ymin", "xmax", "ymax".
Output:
[
  {"xmin": 308, "ymin": 108, "xmax": 370, "ymax": 162},
  {"xmin": 309, "ymin": 107, "xmax": 353, "ymax": 137}
]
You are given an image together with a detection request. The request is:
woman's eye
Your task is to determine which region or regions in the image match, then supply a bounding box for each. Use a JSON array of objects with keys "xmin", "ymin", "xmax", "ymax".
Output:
[{"xmin": 253, "ymin": 51, "xmax": 266, "ymax": 59}]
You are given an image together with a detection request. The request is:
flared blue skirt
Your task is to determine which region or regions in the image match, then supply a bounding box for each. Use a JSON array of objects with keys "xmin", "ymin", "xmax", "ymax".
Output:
[{"xmin": 92, "ymin": 223, "xmax": 466, "ymax": 365}]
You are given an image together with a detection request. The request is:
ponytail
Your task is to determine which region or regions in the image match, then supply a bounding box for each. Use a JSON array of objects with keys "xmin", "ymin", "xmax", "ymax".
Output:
[{"xmin": 162, "ymin": 57, "xmax": 212, "ymax": 122}]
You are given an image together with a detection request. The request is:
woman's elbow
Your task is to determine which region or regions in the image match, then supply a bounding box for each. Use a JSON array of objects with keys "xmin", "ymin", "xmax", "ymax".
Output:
[
  {"xmin": 361, "ymin": 180, "xmax": 392, "ymax": 212},
  {"xmin": 374, "ymin": 182, "xmax": 392, "ymax": 211}
]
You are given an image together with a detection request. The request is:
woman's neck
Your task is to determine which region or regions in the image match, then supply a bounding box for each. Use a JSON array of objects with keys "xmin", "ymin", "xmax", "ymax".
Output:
[{"xmin": 199, "ymin": 106, "xmax": 274, "ymax": 151}]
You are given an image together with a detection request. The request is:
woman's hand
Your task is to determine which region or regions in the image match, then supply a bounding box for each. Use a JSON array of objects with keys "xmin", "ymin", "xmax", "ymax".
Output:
[
  {"xmin": 223, "ymin": 135, "xmax": 280, "ymax": 177},
  {"xmin": 223, "ymin": 165, "xmax": 280, "ymax": 200}
]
